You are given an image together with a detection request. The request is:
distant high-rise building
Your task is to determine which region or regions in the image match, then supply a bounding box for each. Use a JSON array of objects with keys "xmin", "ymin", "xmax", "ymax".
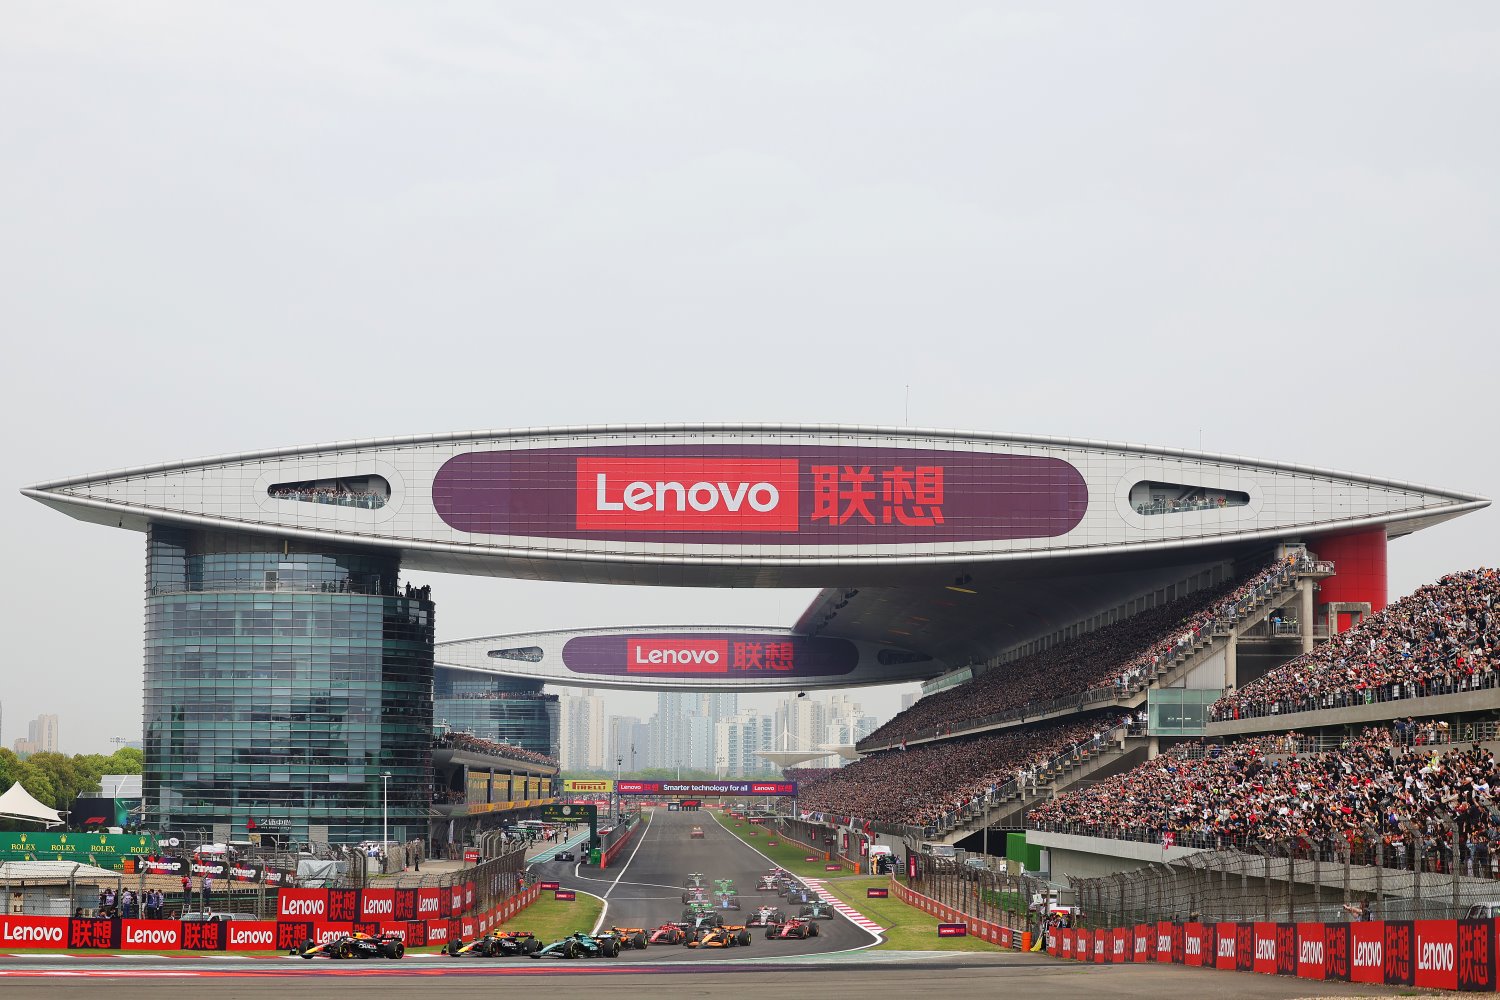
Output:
[
  {"xmin": 607, "ymin": 715, "xmax": 647, "ymax": 772},
  {"xmin": 773, "ymin": 695, "xmax": 830, "ymax": 764},
  {"xmin": 17, "ymin": 714, "xmax": 59, "ymax": 755},
  {"xmin": 653, "ymin": 692, "xmax": 738, "ymax": 772},
  {"xmin": 716, "ymin": 710, "xmax": 775, "ymax": 777},
  {"xmin": 558, "ymin": 689, "xmax": 606, "ymax": 771},
  {"xmin": 901, "ymin": 691, "xmax": 920, "ymax": 712}
]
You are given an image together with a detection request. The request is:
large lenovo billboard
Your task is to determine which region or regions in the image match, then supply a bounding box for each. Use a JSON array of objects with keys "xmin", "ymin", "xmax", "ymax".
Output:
[
  {"xmin": 432, "ymin": 445, "xmax": 1087, "ymax": 544},
  {"xmin": 562, "ymin": 633, "xmax": 858, "ymax": 680},
  {"xmin": 616, "ymin": 781, "xmax": 796, "ymax": 796}
]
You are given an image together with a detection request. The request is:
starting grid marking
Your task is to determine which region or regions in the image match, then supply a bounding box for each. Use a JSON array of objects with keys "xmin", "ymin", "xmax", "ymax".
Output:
[{"xmin": 801, "ymin": 879, "xmax": 884, "ymax": 934}]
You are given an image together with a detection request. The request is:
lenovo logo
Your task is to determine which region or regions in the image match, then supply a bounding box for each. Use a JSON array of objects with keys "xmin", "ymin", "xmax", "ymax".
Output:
[
  {"xmin": 1255, "ymin": 939, "xmax": 1276, "ymax": 960},
  {"xmin": 576, "ymin": 458, "xmax": 798, "ymax": 532},
  {"xmin": 1418, "ymin": 939, "xmax": 1454, "ymax": 971},
  {"xmin": 1157, "ymin": 934, "xmax": 1171, "ymax": 951},
  {"xmin": 1218, "ymin": 937, "xmax": 1235, "ymax": 957},
  {"xmin": 628, "ymin": 639, "xmax": 727, "ymax": 674},
  {"xmin": 1354, "ymin": 940, "xmax": 1382, "ymax": 967},
  {"xmin": 126, "ymin": 926, "xmax": 178, "ymax": 946},
  {"xmin": 418, "ymin": 897, "xmax": 441, "ymax": 914},
  {"xmin": 1299, "ymin": 940, "xmax": 1324, "ymax": 964},
  {"xmin": 363, "ymin": 898, "xmax": 394, "ymax": 917},
  {"xmin": 281, "ymin": 899, "xmax": 325, "ymax": 917},
  {"xmin": 230, "ymin": 927, "xmax": 274, "ymax": 946},
  {"xmin": 3, "ymin": 924, "xmax": 63, "ymax": 943}
]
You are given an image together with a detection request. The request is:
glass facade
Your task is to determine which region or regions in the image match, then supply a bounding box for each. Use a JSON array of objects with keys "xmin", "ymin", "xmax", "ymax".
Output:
[
  {"xmin": 143, "ymin": 527, "xmax": 434, "ymax": 844},
  {"xmin": 434, "ymin": 667, "xmax": 559, "ymax": 761}
]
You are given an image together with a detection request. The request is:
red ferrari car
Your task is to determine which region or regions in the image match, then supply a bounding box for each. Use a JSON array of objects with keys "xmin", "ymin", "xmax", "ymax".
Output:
[
  {"xmin": 648, "ymin": 923, "xmax": 689, "ymax": 945},
  {"xmin": 765, "ymin": 917, "xmax": 820, "ymax": 940}
]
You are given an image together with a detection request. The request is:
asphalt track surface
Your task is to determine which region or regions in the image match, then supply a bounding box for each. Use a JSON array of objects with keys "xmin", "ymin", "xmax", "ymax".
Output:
[{"xmin": 0, "ymin": 811, "xmax": 1434, "ymax": 997}]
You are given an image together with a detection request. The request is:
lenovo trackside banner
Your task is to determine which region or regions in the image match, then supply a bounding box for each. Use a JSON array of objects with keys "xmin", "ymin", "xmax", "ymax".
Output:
[
  {"xmin": 562, "ymin": 633, "xmax": 859, "ymax": 679},
  {"xmin": 616, "ymin": 780, "xmax": 796, "ymax": 796},
  {"xmin": 431, "ymin": 445, "xmax": 1087, "ymax": 544}
]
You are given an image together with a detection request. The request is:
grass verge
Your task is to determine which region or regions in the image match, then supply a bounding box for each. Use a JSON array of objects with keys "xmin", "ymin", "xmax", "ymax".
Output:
[
  {"xmin": 490, "ymin": 890, "xmax": 604, "ymax": 945},
  {"xmin": 710, "ymin": 811, "xmax": 844, "ymax": 879},
  {"xmin": 817, "ymin": 877, "xmax": 1010, "ymax": 952}
]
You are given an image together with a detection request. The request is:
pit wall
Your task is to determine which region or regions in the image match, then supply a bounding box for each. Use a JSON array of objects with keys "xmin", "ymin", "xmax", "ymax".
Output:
[
  {"xmin": 1050, "ymin": 918, "xmax": 1489, "ymax": 992},
  {"xmin": 0, "ymin": 885, "xmax": 541, "ymax": 953}
]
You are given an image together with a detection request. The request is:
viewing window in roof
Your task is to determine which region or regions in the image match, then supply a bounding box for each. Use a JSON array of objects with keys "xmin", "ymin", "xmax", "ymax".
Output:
[
  {"xmin": 489, "ymin": 647, "xmax": 545, "ymax": 663},
  {"xmin": 1129, "ymin": 481, "xmax": 1248, "ymax": 516},
  {"xmin": 269, "ymin": 475, "xmax": 389, "ymax": 510}
]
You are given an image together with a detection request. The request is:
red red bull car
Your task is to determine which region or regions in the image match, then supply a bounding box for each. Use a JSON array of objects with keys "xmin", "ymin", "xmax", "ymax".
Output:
[{"xmin": 765, "ymin": 917, "xmax": 820, "ymax": 940}]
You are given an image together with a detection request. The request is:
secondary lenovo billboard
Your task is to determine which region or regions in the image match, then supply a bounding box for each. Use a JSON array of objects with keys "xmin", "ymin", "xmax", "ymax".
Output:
[
  {"xmin": 562, "ymin": 634, "xmax": 858, "ymax": 680},
  {"xmin": 432, "ymin": 445, "xmax": 1086, "ymax": 545},
  {"xmin": 615, "ymin": 781, "xmax": 795, "ymax": 796}
]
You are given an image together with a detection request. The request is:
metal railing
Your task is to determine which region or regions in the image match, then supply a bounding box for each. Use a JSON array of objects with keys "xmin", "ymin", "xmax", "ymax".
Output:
[
  {"xmin": 904, "ymin": 851, "xmax": 1050, "ymax": 934},
  {"xmin": 1068, "ymin": 832, "xmax": 1500, "ymax": 926},
  {"xmin": 1212, "ymin": 670, "xmax": 1500, "ymax": 723}
]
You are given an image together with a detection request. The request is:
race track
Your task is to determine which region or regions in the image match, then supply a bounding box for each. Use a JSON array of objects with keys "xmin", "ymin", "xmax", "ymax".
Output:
[{"xmin": 563, "ymin": 808, "xmax": 875, "ymax": 959}]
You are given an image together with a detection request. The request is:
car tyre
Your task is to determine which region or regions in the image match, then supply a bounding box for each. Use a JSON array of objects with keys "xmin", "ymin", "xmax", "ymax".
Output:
[
  {"xmin": 602, "ymin": 939, "xmax": 620, "ymax": 958},
  {"xmin": 563, "ymin": 940, "xmax": 579, "ymax": 959},
  {"xmin": 809, "ymin": 923, "xmax": 819, "ymax": 937},
  {"xmin": 632, "ymin": 933, "xmax": 647, "ymax": 949},
  {"xmin": 736, "ymin": 931, "xmax": 751, "ymax": 946}
]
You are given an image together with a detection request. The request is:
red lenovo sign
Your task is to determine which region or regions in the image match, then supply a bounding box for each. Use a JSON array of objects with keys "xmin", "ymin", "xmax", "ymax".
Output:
[
  {"xmin": 577, "ymin": 458, "xmax": 798, "ymax": 532},
  {"xmin": 627, "ymin": 638, "xmax": 731, "ymax": 674}
]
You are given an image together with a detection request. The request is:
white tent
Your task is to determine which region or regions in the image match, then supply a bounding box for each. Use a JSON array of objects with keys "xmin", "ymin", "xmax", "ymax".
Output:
[{"xmin": 0, "ymin": 783, "xmax": 64, "ymax": 827}]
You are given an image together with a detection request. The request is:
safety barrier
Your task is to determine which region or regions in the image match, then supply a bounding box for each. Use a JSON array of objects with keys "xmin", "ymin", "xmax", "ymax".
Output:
[
  {"xmin": 598, "ymin": 815, "xmax": 640, "ymax": 870},
  {"xmin": 0, "ymin": 884, "xmax": 542, "ymax": 954},
  {"xmin": 1049, "ymin": 918, "xmax": 1494, "ymax": 991},
  {"xmin": 892, "ymin": 878, "xmax": 1028, "ymax": 951}
]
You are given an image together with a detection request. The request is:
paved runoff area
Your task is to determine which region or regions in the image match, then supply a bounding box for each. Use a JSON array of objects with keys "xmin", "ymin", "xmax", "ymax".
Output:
[{"xmin": 0, "ymin": 812, "xmax": 1436, "ymax": 998}]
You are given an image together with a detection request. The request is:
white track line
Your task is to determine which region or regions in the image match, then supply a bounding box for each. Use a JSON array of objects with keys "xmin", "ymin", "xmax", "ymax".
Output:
[{"xmin": 711, "ymin": 814, "xmax": 884, "ymax": 948}]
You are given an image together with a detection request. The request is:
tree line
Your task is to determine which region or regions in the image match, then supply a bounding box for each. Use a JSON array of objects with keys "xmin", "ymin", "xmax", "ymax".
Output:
[{"xmin": 0, "ymin": 746, "xmax": 144, "ymax": 812}]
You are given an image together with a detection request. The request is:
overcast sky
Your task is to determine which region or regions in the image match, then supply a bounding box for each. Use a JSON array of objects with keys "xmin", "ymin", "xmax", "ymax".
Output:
[{"xmin": 2, "ymin": 3, "xmax": 1496, "ymax": 754}]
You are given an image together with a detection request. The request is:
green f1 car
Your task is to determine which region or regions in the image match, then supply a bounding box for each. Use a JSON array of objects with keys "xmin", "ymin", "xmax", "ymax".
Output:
[{"xmin": 531, "ymin": 931, "xmax": 623, "ymax": 959}]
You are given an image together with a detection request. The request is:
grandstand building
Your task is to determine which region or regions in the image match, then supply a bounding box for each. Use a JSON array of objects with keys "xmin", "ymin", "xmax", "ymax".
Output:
[{"xmin": 23, "ymin": 424, "xmax": 1486, "ymax": 846}]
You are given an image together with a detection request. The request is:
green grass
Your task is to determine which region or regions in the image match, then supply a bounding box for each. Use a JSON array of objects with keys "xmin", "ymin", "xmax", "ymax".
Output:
[
  {"xmin": 710, "ymin": 811, "xmax": 848, "ymax": 878},
  {"xmin": 818, "ymin": 877, "xmax": 1010, "ymax": 952},
  {"xmin": 490, "ymin": 890, "xmax": 604, "ymax": 944}
]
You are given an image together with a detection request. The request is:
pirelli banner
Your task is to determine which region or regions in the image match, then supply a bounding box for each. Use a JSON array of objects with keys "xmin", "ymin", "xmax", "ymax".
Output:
[
  {"xmin": 1049, "ymin": 918, "xmax": 1493, "ymax": 992},
  {"xmin": 563, "ymin": 779, "xmax": 614, "ymax": 794}
]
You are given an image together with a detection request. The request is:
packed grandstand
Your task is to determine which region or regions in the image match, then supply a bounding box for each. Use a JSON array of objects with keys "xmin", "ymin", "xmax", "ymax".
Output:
[
  {"xmin": 795, "ymin": 564, "xmax": 1500, "ymax": 870},
  {"xmin": 857, "ymin": 556, "xmax": 1309, "ymax": 748}
]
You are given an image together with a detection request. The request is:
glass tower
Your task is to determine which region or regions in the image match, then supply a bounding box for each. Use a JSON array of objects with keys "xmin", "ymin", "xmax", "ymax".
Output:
[{"xmin": 142, "ymin": 526, "xmax": 434, "ymax": 844}]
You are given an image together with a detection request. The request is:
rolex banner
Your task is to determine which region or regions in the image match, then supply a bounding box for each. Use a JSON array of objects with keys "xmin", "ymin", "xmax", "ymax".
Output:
[{"xmin": 0, "ymin": 832, "xmax": 156, "ymax": 868}]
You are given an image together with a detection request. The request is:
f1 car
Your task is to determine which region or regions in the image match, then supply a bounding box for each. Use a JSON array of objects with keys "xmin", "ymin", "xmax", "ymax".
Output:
[
  {"xmin": 799, "ymin": 900, "xmax": 836, "ymax": 920},
  {"xmin": 296, "ymin": 931, "xmax": 405, "ymax": 960},
  {"xmin": 682, "ymin": 907, "xmax": 724, "ymax": 930},
  {"xmin": 690, "ymin": 826, "xmax": 705, "ymax": 839},
  {"xmin": 714, "ymin": 879, "xmax": 735, "ymax": 893},
  {"xmin": 766, "ymin": 917, "xmax": 820, "ymax": 940},
  {"xmin": 554, "ymin": 850, "xmax": 576, "ymax": 862},
  {"xmin": 445, "ymin": 930, "xmax": 541, "ymax": 957},
  {"xmin": 715, "ymin": 892, "xmax": 741, "ymax": 910},
  {"xmin": 684, "ymin": 873, "xmax": 706, "ymax": 887},
  {"xmin": 783, "ymin": 886, "xmax": 813, "ymax": 905},
  {"xmin": 683, "ymin": 886, "xmax": 710, "ymax": 905},
  {"xmin": 756, "ymin": 875, "xmax": 782, "ymax": 891},
  {"xmin": 648, "ymin": 923, "xmax": 690, "ymax": 945},
  {"xmin": 532, "ymin": 931, "xmax": 622, "ymax": 959},
  {"xmin": 686, "ymin": 924, "xmax": 753, "ymax": 948},
  {"xmin": 607, "ymin": 926, "xmax": 650, "ymax": 949},
  {"xmin": 745, "ymin": 906, "xmax": 786, "ymax": 927}
]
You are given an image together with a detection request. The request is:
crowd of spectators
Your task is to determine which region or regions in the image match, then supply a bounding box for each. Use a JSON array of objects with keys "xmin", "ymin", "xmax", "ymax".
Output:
[
  {"xmin": 435, "ymin": 731, "xmax": 558, "ymax": 768},
  {"xmin": 1211, "ymin": 568, "xmax": 1500, "ymax": 721},
  {"xmin": 1028, "ymin": 725, "xmax": 1500, "ymax": 873},
  {"xmin": 798, "ymin": 714, "xmax": 1132, "ymax": 827},
  {"xmin": 271, "ymin": 485, "xmax": 385, "ymax": 509},
  {"xmin": 862, "ymin": 557, "xmax": 1305, "ymax": 747}
]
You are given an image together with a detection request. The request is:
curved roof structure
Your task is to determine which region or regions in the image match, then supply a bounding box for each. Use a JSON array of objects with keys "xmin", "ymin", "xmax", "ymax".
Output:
[
  {"xmin": 25, "ymin": 423, "xmax": 1488, "ymax": 676},
  {"xmin": 437, "ymin": 625, "xmax": 942, "ymax": 692}
]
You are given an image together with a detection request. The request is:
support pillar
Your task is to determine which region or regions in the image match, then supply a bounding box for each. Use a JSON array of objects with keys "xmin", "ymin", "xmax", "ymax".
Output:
[
  {"xmin": 1224, "ymin": 633, "xmax": 1238, "ymax": 691},
  {"xmin": 1299, "ymin": 580, "xmax": 1315, "ymax": 654}
]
